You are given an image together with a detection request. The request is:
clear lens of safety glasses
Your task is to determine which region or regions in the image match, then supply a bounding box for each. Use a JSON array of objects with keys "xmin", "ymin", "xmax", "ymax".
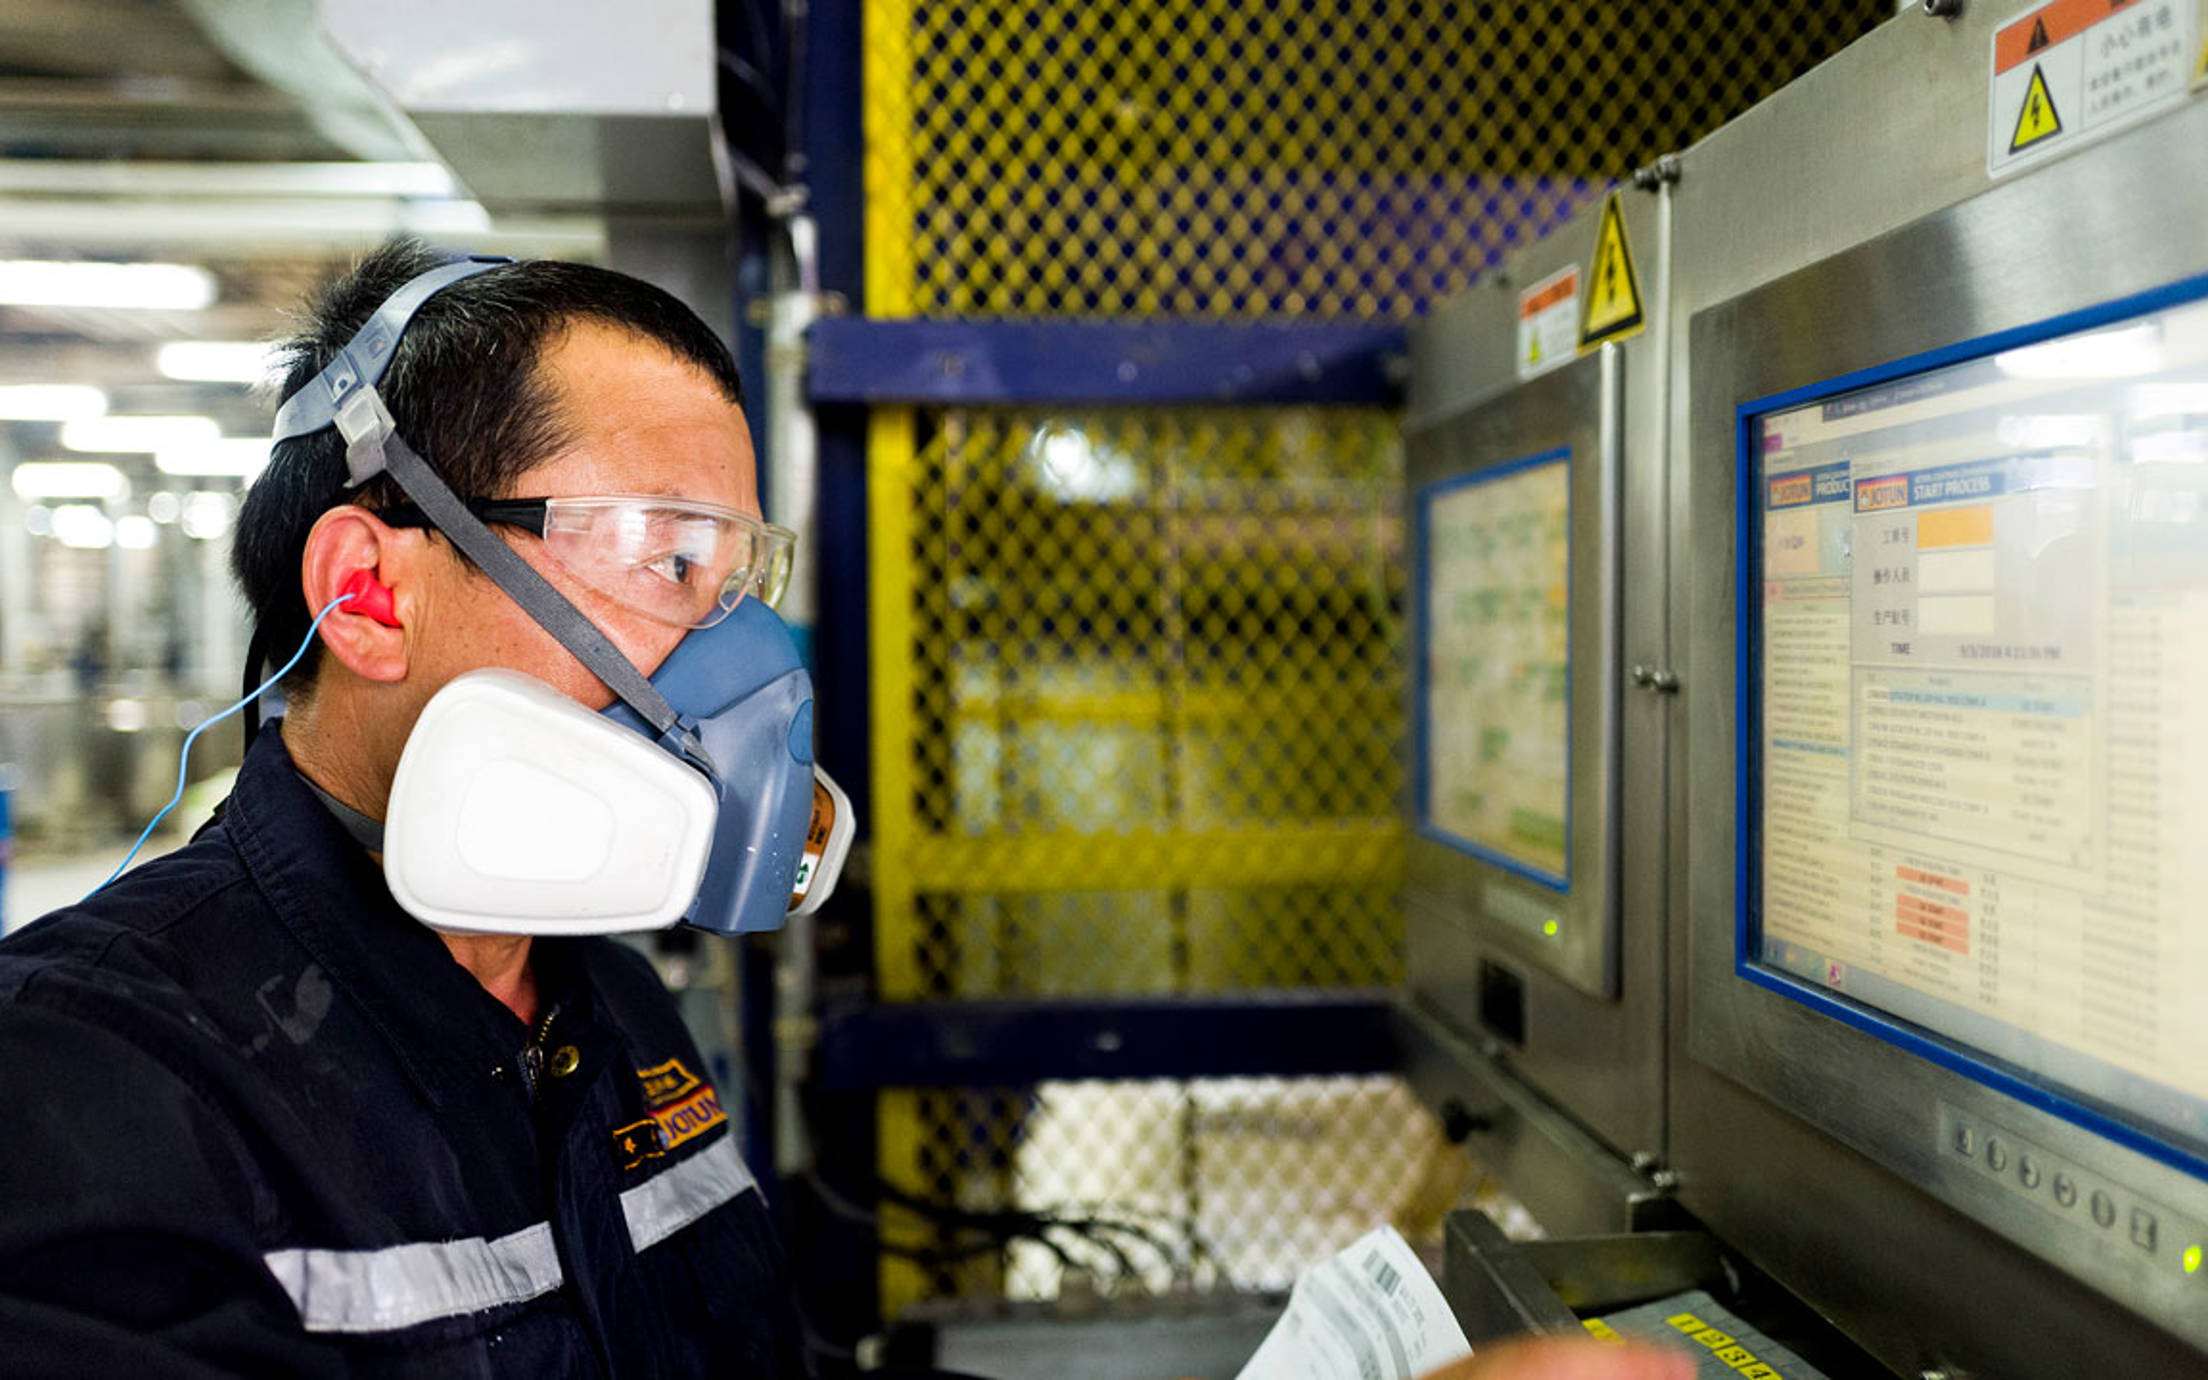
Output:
[{"xmin": 538, "ymin": 496, "xmax": 796, "ymax": 629}]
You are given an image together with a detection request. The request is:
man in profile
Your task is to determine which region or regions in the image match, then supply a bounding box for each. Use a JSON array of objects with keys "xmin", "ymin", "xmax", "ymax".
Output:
[
  {"xmin": 0, "ymin": 242, "xmax": 809, "ymax": 1376},
  {"xmin": 0, "ymin": 242, "xmax": 1693, "ymax": 1380}
]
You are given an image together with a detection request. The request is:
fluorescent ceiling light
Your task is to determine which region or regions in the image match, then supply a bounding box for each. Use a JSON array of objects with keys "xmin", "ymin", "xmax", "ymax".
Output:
[
  {"xmin": 115, "ymin": 514, "xmax": 158, "ymax": 550},
  {"xmin": 61, "ymin": 414, "xmax": 220, "ymax": 453},
  {"xmin": 2131, "ymin": 431, "xmax": 2208, "ymax": 465},
  {"xmin": 147, "ymin": 491, "xmax": 181, "ymax": 523},
  {"xmin": 105, "ymin": 699, "xmax": 150, "ymax": 732},
  {"xmin": 10, "ymin": 461, "xmax": 128, "ymax": 500},
  {"xmin": 50, "ymin": 503, "xmax": 114, "ymax": 549},
  {"xmin": 0, "ymin": 260, "xmax": 216, "ymax": 310},
  {"xmin": 1027, "ymin": 425, "xmax": 1140, "ymax": 502},
  {"xmin": 0, "ymin": 160, "xmax": 457, "ymax": 199},
  {"xmin": 1995, "ymin": 414, "xmax": 2103, "ymax": 450},
  {"xmin": 1995, "ymin": 325, "xmax": 2162, "ymax": 380},
  {"xmin": 156, "ymin": 340, "xmax": 280, "ymax": 384},
  {"xmin": 0, "ymin": 384, "xmax": 107, "ymax": 421},
  {"xmin": 156, "ymin": 437, "xmax": 271, "ymax": 479},
  {"xmin": 180, "ymin": 491, "xmax": 236, "ymax": 541},
  {"xmin": 2129, "ymin": 383, "xmax": 2208, "ymax": 419}
]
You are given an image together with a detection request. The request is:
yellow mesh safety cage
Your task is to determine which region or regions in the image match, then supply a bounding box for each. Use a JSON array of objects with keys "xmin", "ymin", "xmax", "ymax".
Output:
[{"xmin": 861, "ymin": 0, "xmax": 1890, "ymax": 1308}]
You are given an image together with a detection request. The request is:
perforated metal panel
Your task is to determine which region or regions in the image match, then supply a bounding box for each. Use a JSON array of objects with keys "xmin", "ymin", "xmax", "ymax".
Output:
[
  {"xmin": 873, "ymin": 407, "xmax": 1406, "ymax": 1002},
  {"xmin": 865, "ymin": 0, "xmax": 1893, "ymax": 321},
  {"xmin": 866, "ymin": 401, "xmax": 1413, "ymax": 1309},
  {"xmin": 858, "ymin": 0, "xmax": 1895, "ymax": 1311},
  {"xmin": 888, "ymin": 1076, "xmax": 1446, "ymax": 1302}
]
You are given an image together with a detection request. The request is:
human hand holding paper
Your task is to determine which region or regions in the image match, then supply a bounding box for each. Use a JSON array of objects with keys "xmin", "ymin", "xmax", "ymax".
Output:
[{"xmin": 1236, "ymin": 1227, "xmax": 1693, "ymax": 1380}]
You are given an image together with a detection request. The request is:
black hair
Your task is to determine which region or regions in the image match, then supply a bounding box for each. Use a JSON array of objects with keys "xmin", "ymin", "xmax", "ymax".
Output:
[{"xmin": 231, "ymin": 238, "xmax": 745, "ymax": 694}]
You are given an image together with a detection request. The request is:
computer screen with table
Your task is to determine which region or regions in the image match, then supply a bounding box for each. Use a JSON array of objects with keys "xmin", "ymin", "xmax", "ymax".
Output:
[{"xmin": 1741, "ymin": 284, "xmax": 2208, "ymax": 1174}]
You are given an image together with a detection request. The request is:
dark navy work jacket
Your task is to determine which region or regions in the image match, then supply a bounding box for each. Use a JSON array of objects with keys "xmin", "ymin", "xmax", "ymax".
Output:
[{"xmin": 0, "ymin": 729, "xmax": 809, "ymax": 1378}]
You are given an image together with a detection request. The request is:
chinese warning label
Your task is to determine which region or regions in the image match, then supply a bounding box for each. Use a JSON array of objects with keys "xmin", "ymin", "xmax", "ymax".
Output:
[
  {"xmin": 1987, "ymin": 0, "xmax": 2196, "ymax": 177},
  {"xmin": 1515, "ymin": 266, "xmax": 1579, "ymax": 382}
]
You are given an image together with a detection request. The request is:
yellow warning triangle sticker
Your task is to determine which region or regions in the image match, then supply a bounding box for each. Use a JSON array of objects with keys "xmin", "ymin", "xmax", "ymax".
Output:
[
  {"xmin": 2009, "ymin": 62, "xmax": 2062, "ymax": 155},
  {"xmin": 1579, "ymin": 192, "xmax": 1645, "ymax": 350},
  {"xmin": 1527, "ymin": 334, "xmax": 1542, "ymax": 366}
]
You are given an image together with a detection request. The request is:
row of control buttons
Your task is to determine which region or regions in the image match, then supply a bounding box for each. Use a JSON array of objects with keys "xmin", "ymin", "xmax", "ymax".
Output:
[{"xmin": 1950, "ymin": 1119, "xmax": 2160, "ymax": 1253}]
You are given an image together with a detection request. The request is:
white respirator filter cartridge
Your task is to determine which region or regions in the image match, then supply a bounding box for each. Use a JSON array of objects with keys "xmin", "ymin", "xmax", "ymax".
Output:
[
  {"xmin": 789, "ymin": 768, "xmax": 855, "ymax": 918},
  {"xmin": 384, "ymin": 669, "xmax": 718, "ymax": 935}
]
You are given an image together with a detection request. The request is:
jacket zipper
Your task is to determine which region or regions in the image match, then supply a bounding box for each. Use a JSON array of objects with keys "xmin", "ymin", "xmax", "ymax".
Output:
[{"xmin": 517, "ymin": 1004, "xmax": 559, "ymax": 1101}]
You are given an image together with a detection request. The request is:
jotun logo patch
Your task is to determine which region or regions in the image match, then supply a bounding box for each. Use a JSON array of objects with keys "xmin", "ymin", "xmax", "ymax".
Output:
[{"xmin": 617, "ymin": 1058, "xmax": 728, "ymax": 1168}]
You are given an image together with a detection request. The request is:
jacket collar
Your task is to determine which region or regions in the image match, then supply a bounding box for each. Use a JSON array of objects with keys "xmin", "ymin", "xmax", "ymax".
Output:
[{"xmin": 223, "ymin": 725, "xmax": 573, "ymax": 1108}]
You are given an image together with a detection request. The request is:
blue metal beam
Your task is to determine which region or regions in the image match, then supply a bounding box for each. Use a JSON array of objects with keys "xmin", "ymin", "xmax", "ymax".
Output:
[
  {"xmin": 812, "ymin": 992, "xmax": 1400, "ymax": 1089},
  {"xmin": 806, "ymin": 317, "xmax": 1409, "ymax": 407}
]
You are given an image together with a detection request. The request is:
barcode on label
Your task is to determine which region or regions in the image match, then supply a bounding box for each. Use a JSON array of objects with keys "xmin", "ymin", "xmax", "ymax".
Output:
[{"xmin": 1363, "ymin": 1248, "xmax": 1401, "ymax": 1296}]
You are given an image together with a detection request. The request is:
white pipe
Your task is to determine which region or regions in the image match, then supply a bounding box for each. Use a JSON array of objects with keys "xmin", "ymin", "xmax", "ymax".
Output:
[
  {"xmin": 767, "ymin": 210, "xmax": 824, "ymax": 1179},
  {"xmin": 764, "ymin": 214, "xmax": 821, "ymax": 633}
]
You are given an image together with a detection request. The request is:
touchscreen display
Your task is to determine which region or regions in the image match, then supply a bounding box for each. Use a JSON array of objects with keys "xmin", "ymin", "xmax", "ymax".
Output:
[
  {"xmin": 1419, "ymin": 451, "xmax": 1571, "ymax": 886},
  {"xmin": 1749, "ymin": 296, "xmax": 2208, "ymax": 1157}
]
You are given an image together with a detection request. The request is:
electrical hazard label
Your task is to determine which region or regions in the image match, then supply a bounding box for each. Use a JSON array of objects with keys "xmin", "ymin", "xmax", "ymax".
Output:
[
  {"xmin": 1987, "ymin": 0, "xmax": 2196, "ymax": 177},
  {"xmin": 2008, "ymin": 63, "xmax": 2063, "ymax": 151},
  {"xmin": 1516, "ymin": 266, "xmax": 1580, "ymax": 381},
  {"xmin": 1578, "ymin": 193, "xmax": 1645, "ymax": 351}
]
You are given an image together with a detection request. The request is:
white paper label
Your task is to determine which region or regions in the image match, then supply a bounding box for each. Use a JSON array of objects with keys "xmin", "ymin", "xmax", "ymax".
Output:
[{"xmin": 1237, "ymin": 1226, "xmax": 1472, "ymax": 1380}]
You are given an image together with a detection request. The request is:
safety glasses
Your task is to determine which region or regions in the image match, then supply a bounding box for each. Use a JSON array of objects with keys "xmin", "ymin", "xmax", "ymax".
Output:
[{"xmin": 379, "ymin": 494, "xmax": 795, "ymax": 629}]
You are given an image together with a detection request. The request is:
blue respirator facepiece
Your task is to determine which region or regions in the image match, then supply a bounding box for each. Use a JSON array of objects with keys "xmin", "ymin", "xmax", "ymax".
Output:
[
  {"xmin": 263, "ymin": 254, "xmax": 844, "ymax": 937},
  {"xmin": 600, "ymin": 598, "xmax": 816, "ymax": 936}
]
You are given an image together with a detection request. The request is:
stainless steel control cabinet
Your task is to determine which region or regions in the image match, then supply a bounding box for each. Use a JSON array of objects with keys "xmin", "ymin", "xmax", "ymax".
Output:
[
  {"xmin": 1404, "ymin": 182, "xmax": 1675, "ymax": 1227},
  {"xmin": 1667, "ymin": 5, "xmax": 2208, "ymax": 1374}
]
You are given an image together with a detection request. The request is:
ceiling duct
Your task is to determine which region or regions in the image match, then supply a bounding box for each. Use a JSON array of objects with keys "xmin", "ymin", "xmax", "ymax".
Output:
[
  {"xmin": 169, "ymin": 0, "xmax": 432, "ymax": 164},
  {"xmin": 309, "ymin": 0, "xmax": 730, "ymax": 222}
]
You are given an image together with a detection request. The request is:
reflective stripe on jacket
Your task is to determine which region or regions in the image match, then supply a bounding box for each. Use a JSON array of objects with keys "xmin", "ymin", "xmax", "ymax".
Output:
[{"xmin": 0, "ymin": 728, "xmax": 809, "ymax": 1378}]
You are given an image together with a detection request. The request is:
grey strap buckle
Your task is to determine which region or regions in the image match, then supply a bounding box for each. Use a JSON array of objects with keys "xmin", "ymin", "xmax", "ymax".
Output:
[
  {"xmin": 335, "ymin": 387, "xmax": 398, "ymax": 488},
  {"xmin": 271, "ymin": 255, "xmax": 511, "ymax": 444}
]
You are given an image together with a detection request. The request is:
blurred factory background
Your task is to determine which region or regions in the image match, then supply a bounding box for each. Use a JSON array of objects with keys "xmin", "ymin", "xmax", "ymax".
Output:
[
  {"xmin": 0, "ymin": 0, "xmax": 611, "ymax": 908},
  {"xmin": 34, "ymin": 3, "xmax": 2175, "ymax": 1377},
  {"xmin": 0, "ymin": 0, "xmax": 1881, "ymax": 1303}
]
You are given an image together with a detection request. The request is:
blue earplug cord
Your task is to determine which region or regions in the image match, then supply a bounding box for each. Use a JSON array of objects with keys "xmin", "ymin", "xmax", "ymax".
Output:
[{"xmin": 91, "ymin": 592, "xmax": 355, "ymax": 896}]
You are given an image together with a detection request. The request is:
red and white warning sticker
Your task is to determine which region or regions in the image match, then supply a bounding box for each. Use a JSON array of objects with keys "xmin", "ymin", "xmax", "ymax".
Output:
[
  {"xmin": 1515, "ymin": 266, "xmax": 1579, "ymax": 382},
  {"xmin": 1987, "ymin": 0, "xmax": 2197, "ymax": 177}
]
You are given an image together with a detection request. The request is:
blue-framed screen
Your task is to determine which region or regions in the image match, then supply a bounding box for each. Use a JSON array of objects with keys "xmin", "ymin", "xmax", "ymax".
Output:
[
  {"xmin": 1736, "ymin": 275, "xmax": 2208, "ymax": 1179},
  {"xmin": 1415, "ymin": 447, "xmax": 1572, "ymax": 891}
]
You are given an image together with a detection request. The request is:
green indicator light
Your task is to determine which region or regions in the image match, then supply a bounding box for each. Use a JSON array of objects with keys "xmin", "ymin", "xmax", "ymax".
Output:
[
  {"xmin": 2185, "ymin": 1245, "xmax": 2203, "ymax": 1276},
  {"xmin": 1542, "ymin": 920, "xmax": 1560, "ymax": 938}
]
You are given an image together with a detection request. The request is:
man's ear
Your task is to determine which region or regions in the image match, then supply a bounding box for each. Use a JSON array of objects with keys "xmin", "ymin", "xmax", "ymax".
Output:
[{"xmin": 300, "ymin": 506, "xmax": 415, "ymax": 684}]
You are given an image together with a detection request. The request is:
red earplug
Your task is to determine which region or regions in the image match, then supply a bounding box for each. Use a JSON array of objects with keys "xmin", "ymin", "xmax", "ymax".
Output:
[{"xmin": 338, "ymin": 569, "xmax": 400, "ymax": 627}]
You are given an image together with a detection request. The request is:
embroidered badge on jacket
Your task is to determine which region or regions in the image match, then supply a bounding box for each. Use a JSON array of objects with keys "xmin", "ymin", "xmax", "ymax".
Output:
[{"xmin": 617, "ymin": 1058, "xmax": 728, "ymax": 1168}]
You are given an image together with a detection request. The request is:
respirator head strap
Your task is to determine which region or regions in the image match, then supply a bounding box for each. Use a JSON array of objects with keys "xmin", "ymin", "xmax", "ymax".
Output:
[
  {"xmin": 271, "ymin": 254, "xmax": 708, "ymax": 769},
  {"xmin": 271, "ymin": 255, "xmax": 513, "ymax": 447}
]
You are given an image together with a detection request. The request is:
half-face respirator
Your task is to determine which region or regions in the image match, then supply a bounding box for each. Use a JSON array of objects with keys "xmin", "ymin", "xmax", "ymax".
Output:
[{"xmin": 264, "ymin": 256, "xmax": 850, "ymax": 937}]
